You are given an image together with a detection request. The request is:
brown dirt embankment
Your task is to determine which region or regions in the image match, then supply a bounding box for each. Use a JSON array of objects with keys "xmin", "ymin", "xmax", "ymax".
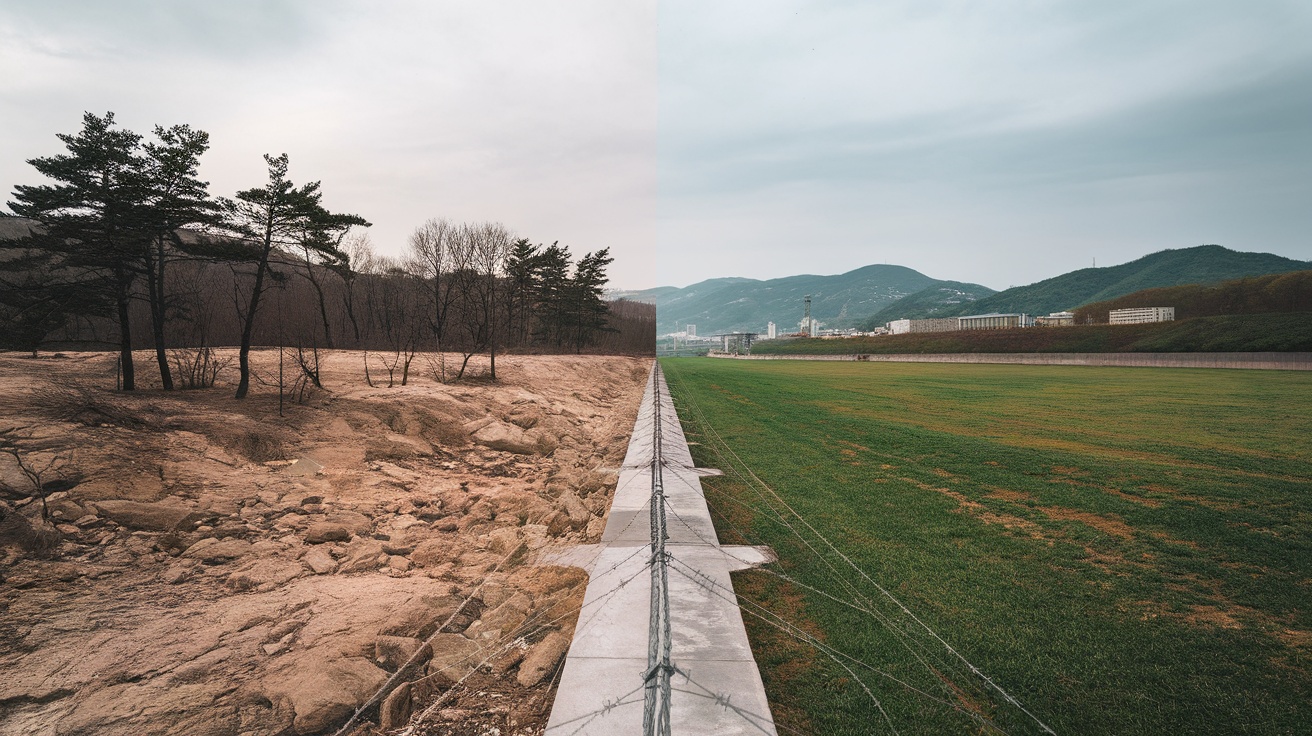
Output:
[{"xmin": 0, "ymin": 349, "xmax": 649, "ymax": 736}]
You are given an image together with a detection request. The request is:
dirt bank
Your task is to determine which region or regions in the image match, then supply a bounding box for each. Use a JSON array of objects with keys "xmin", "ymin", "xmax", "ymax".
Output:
[{"xmin": 0, "ymin": 349, "xmax": 649, "ymax": 736}]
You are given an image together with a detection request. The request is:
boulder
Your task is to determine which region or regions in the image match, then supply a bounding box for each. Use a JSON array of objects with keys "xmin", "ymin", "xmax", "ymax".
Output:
[
  {"xmin": 182, "ymin": 537, "xmax": 253, "ymax": 563},
  {"xmin": 227, "ymin": 559, "xmax": 304, "ymax": 592},
  {"xmin": 426, "ymin": 633, "xmax": 483, "ymax": 680},
  {"xmin": 379, "ymin": 681, "xmax": 412, "ymax": 731},
  {"xmin": 91, "ymin": 499, "xmax": 201, "ymax": 532},
  {"xmin": 560, "ymin": 493, "xmax": 591, "ymax": 529},
  {"xmin": 338, "ymin": 540, "xmax": 387, "ymax": 574},
  {"xmin": 0, "ymin": 501, "xmax": 60, "ymax": 559},
  {"xmin": 263, "ymin": 653, "xmax": 389, "ymax": 735},
  {"xmin": 469, "ymin": 592, "xmax": 532, "ymax": 641},
  {"xmin": 410, "ymin": 538, "xmax": 453, "ymax": 568},
  {"xmin": 378, "ymin": 594, "xmax": 474, "ymax": 639},
  {"xmin": 374, "ymin": 635, "xmax": 431, "ymax": 672},
  {"xmin": 471, "ymin": 421, "xmax": 537, "ymax": 455},
  {"xmin": 304, "ymin": 523, "xmax": 351, "ymax": 544},
  {"xmin": 303, "ymin": 546, "xmax": 337, "ymax": 575},
  {"xmin": 517, "ymin": 631, "xmax": 571, "ymax": 687}
]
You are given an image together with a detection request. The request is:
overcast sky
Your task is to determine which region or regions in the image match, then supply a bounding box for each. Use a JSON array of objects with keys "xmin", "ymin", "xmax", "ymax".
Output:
[{"xmin": 3, "ymin": 2, "xmax": 1310, "ymax": 291}]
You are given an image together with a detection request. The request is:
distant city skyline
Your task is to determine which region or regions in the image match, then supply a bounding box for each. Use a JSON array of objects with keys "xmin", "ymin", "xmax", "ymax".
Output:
[{"xmin": 3, "ymin": 2, "xmax": 1310, "ymax": 292}]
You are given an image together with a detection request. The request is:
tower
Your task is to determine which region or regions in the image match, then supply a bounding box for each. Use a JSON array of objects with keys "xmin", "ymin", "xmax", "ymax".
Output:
[{"xmin": 803, "ymin": 295, "xmax": 812, "ymax": 336}]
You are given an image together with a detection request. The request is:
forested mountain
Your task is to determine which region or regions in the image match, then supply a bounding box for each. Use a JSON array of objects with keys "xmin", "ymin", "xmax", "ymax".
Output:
[
  {"xmin": 619, "ymin": 264, "xmax": 951, "ymax": 335},
  {"xmin": 1072, "ymin": 270, "xmax": 1312, "ymax": 324},
  {"xmin": 930, "ymin": 245, "xmax": 1312, "ymax": 318}
]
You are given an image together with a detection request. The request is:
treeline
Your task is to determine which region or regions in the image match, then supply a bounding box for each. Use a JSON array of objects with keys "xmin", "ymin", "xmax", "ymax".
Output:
[
  {"xmin": 0, "ymin": 112, "xmax": 654, "ymax": 395},
  {"xmin": 1073, "ymin": 270, "xmax": 1312, "ymax": 324}
]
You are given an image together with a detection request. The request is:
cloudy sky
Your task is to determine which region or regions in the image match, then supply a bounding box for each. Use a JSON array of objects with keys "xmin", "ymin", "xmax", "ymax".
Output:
[{"xmin": 3, "ymin": 2, "xmax": 1311, "ymax": 290}]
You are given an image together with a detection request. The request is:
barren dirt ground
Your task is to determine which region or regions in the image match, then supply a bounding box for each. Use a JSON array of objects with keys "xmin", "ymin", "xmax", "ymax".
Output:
[{"xmin": 0, "ymin": 349, "xmax": 650, "ymax": 736}]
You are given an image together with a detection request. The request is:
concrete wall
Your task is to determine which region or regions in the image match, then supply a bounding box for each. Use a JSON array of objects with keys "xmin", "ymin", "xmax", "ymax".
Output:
[{"xmin": 715, "ymin": 352, "xmax": 1312, "ymax": 370}]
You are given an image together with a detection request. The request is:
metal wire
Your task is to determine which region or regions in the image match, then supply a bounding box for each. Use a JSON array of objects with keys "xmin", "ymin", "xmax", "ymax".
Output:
[{"xmin": 643, "ymin": 363, "xmax": 674, "ymax": 736}]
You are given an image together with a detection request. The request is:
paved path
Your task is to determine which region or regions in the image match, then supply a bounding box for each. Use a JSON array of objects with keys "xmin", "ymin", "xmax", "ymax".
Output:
[{"xmin": 543, "ymin": 365, "xmax": 778, "ymax": 735}]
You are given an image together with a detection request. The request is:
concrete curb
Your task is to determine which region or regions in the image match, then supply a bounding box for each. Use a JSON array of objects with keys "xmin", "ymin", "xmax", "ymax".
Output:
[{"xmin": 543, "ymin": 365, "xmax": 779, "ymax": 735}]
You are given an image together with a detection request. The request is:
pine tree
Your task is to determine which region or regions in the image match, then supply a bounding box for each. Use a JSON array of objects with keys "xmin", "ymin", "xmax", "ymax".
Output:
[
  {"xmin": 220, "ymin": 154, "xmax": 367, "ymax": 399},
  {"xmin": 7, "ymin": 112, "xmax": 147, "ymax": 388}
]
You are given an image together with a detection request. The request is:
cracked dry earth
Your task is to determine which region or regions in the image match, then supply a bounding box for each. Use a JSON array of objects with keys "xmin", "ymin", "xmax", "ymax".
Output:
[{"xmin": 0, "ymin": 350, "xmax": 650, "ymax": 736}]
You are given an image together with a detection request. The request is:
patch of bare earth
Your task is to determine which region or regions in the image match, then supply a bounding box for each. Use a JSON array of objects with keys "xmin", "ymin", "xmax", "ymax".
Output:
[{"xmin": 0, "ymin": 350, "xmax": 649, "ymax": 736}]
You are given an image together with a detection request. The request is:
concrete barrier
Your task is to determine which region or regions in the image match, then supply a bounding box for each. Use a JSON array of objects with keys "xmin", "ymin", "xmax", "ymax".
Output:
[
  {"xmin": 543, "ymin": 365, "xmax": 778, "ymax": 735},
  {"xmin": 715, "ymin": 351, "xmax": 1312, "ymax": 370}
]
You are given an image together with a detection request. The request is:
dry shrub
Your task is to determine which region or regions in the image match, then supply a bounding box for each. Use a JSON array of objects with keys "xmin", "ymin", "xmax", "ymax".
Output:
[
  {"xmin": 30, "ymin": 382, "xmax": 147, "ymax": 429},
  {"xmin": 168, "ymin": 347, "xmax": 231, "ymax": 389},
  {"xmin": 231, "ymin": 430, "xmax": 289, "ymax": 463}
]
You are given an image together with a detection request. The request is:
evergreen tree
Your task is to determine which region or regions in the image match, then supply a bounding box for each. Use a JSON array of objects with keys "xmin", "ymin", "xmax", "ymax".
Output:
[
  {"xmin": 7, "ymin": 112, "xmax": 147, "ymax": 388},
  {"xmin": 567, "ymin": 248, "xmax": 614, "ymax": 352},
  {"xmin": 139, "ymin": 124, "xmax": 221, "ymax": 389},
  {"xmin": 220, "ymin": 154, "xmax": 367, "ymax": 399}
]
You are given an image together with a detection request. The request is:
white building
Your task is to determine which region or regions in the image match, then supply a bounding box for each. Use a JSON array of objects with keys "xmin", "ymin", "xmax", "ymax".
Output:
[
  {"xmin": 767, "ymin": 322, "xmax": 776, "ymax": 339},
  {"xmin": 958, "ymin": 313, "xmax": 1033, "ymax": 330},
  {"xmin": 1109, "ymin": 307, "xmax": 1174, "ymax": 324},
  {"xmin": 887, "ymin": 318, "xmax": 959, "ymax": 335},
  {"xmin": 685, "ymin": 324, "xmax": 696, "ymax": 337}
]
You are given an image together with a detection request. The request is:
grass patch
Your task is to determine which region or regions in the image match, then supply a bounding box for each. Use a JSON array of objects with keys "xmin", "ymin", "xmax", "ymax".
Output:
[{"xmin": 661, "ymin": 357, "xmax": 1312, "ymax": 735}]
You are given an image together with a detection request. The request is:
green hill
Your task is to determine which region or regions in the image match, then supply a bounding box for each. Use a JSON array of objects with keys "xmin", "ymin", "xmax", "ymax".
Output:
[
  {"xmin": 935, "ymin": 245, "xmax": 1312, "ymax": 317},
  {"xmin": 623, "ymin": 264, "xmax": 949, "ymax": 335},
  {"xmin": 862, "ymin": 280, "xmax": 997, "ymax": 326},
  {"xmin": 1073, "ymin": 270, "xmax": 1312, "ymax": 323}
]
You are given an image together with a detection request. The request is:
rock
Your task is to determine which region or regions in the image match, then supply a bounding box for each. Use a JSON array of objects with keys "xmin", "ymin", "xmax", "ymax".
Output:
[
  {"xmin": 162, "ymin": 561, "xmax": 197, "ymax": 584},
  {"xmin": 560, "ymin": 493, "xmax": 591, "ymax": 529},
  {"xmin": 45, "ymin": 496, "xmax": 86, "ymax": 521},
  {"xmin": 227, "ymin": 559, "xmax": 304, "ymax": 591},
  {"xmin": 462, "ymin": 416, "xmax": 497, "ymax": 434},
  {"xmin": 379, "ymin": 594, "xmax": 474, "ymax": 638},
  {"xmin": 182, "ymin": 537, "xmax": 253, "ymax": 563},
  {"xmin": 387, "ymin": 555, "xmax": 411, "ymax": 572},
  {"xmin": 427, "ymin": 633, "xmax": 483, "ymax": 680},
  {"xmin": 263, "ymin": 653, "xmax": 389, "ymax": 735},
  {"xmin": 517, "ymin": 631, "xmax": 571, "ymax": 687},
  {"xmin": 303, "ymin": 546, "xmax": 337, "ymax": 574},
  {"xmin": 324, "ymin": 510, "xmax": 373, "ymax": 536},
  {"xmin": 471, "ymin": 421, "xmax": 537, "ymax": 455},
  {"xmin": 0, "ymin": 502, "xmax": 61, "ymax": 559},
  {"xmin": 543, "ymin": 510, "xmax": 572, "ymax": 537},
  {"xmin": 379, "ymin": 681, "xmax": 412, "ymax": 731},
  {"xmin": 304, "ymin": 522, "xmax": 351, "ymax": 544},
  {"xmin": 375, "ymin": 635, "xmax": 431, "ymax": 672},
  {"xmin": 507, "ymin": 404, "xmax": 543, "ymax": 429},
  {"xmin": 300, "ymin": 495, "xmax": 324, "ymax": 506},
  {"xmin": 409, "ymin": 670, "xmax": 455, "ymax": 703},
  {"xmin": 411, "ymin": 538, "xmax": 453, "ymax": 568},
  {"xmin": 89, "ymin": 499, "xmax": 201, "ymax": 532},
  {"xmin": 285, "ymin": 458, "xmax": 323, "ymax": 477},
  {"xmin": 338, "ymin": 540, "xmax": 387, "ymax": 574},
  {"xmin": 470, "ymin": 592, "xmax": 532, "ymax": 640},
  {"xmin": 487, "ymin": 526, "xmax": 521, "ymax": 555}
]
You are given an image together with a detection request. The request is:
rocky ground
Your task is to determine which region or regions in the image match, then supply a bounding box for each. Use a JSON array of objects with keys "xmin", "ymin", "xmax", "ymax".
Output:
[{"xmin": 0, "ymin": 349, "xmax": 649, "ymax": 736}]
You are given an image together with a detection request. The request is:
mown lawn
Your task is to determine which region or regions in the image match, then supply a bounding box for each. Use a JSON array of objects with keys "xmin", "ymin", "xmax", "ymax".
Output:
[{"xmin": 660, "ymin": 358, "xmax": 1312, "ymax": 735}]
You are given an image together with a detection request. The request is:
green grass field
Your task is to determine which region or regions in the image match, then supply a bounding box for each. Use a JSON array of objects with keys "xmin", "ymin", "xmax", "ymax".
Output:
[{"xmin": 660, "ymin": 358, "xmax": 1312, "ymax": 735}]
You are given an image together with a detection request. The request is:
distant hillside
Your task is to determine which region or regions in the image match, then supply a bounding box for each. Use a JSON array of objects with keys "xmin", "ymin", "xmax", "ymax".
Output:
[
  {"xmin": 622, "ymin": 264, "xmax": 947, "ymax": 335},
  {"xmin": 1073, "ymin": 270, "xmax": 1312, "ymax": 323},
  {"xmin": 933, "ymin": 245, "xmax": 1312, "ymax": 318},
  {"xmin": 862, "ymin": 280, "xmax": 997, "ymax": 327}
]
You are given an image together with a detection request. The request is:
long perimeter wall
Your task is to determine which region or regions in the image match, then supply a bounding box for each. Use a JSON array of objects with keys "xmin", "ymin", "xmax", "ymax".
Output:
[{"xmin": 720, "ymin": 352, "xmax": 1312, "ymax": 370}]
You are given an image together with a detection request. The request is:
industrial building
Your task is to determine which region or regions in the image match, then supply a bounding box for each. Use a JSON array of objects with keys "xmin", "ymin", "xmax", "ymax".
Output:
[
  {"xmin": 767, "ymin": 322, "xmax": 776, "ymax": 339},
  {"xmin": 1109, "ymin": 307, "xmax": 1174, "ymax": 324},
  {"xmin": 1036, "ymin": 311, "xmax": 1075, "ymax": 327},
  {"xmin": 887, "ymin": 317, "xmax": 959, "ymax": 335},
  {"xmin": 958, "ymin": 313, "xmax": 1033, "ymax": 330}
]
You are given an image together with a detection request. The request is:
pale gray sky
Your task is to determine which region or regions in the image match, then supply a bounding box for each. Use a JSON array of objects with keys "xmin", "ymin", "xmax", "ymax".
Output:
[
  {"xmin": 1, "ymin": 1, "xmax": 657, "ymax": 286},
  {"xmin": 3, "ymin": 2, "xmax": 1310, "ymax": 291}
]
